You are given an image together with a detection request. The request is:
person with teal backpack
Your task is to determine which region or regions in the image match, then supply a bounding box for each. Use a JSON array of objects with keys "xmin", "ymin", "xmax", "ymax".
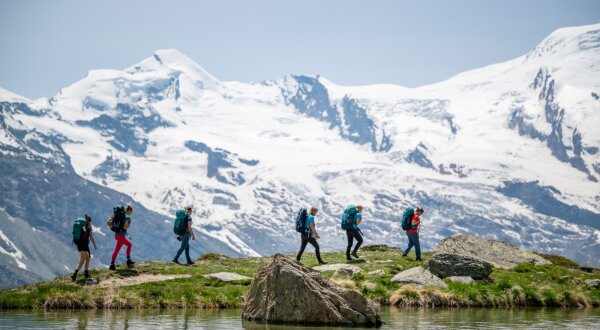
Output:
[
  {"xmin": 341, "ymin": 204, "xmax": 364, "ymax": 261},
  {"xmin": 173, "ymin": 205, "xmax": 196, "ymax": 265},
  {"xmin": 401, "ymin": 206, "xmax": 424, "ymax": 261},
  {"xmin": 70, "ymin": 214, "xmax": 97, "ymax": 281}
]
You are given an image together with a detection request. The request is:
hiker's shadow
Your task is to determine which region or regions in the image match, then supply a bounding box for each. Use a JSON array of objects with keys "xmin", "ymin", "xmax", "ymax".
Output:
[{"xmin": 114, "ymin": 269, "xmax": 139, "ymax": 277}]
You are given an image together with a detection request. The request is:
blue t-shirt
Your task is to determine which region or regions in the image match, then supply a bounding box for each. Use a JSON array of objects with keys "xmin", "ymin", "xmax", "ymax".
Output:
[
  {"xmin": 305, "ymin": 215, "xmax": 315, "ymax": 236},
  {"xmin": 352, "ymin": 213, "xmax": 362, "ymax": 229},
  {"xmin": 184, "ymin": 215, "xmax": 193, "ymax": 233},
  {"xmin": 115, "ymin": 215, "xmax": 131, "ymax": 236}
]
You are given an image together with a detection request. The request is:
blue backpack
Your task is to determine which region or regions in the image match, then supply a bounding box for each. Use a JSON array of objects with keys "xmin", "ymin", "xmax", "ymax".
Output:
[
  {"xmin": 341, "ymin": 205, "xmax": 358, "ymax": 230},
  {"xmin": 295, "ymin": 208, "xmax": 308, "ymax": 233},
  {"xmin": 401, "ymin": 207, "xmax": 415, "ymax": 231},
  {"xmin": 173, "ymin": 209, "xmax": 188, "ymax": 235}
]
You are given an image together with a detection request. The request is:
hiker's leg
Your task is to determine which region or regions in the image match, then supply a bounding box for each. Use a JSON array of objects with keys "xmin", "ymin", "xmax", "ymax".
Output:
[
  {"xmin": 296, "ymin": 234, "xmax": 309, "ymax": 261},
  {"xmin": 413, "ymin": 233, "xmax": 421, "ymax": 260},
  {"xmin": 346, "ymin": 230, "xmax": 354, "ymax": 258},
  {"xmin": 175, "ymin": 233, "xmax": 190, "ymax": 260},
  {"xmin": 403, "ymin": 232, "xmax": 414, "ymax": 256},
  {"xmin": 122, "ymin": 236, "xmax": 132, "ymax": 257},
  {"xmin": 184, "ymin": 240, "xmax": 192, "ymax": 263},
  {"xmin": 308, "ymin": 237, "xmax": 322, "ymax": 262},
  {"xmin": 111, "ymin": 236, "xmax": 124, "ymax": 263},
  {"xmin": 84, "ymin": 251, "xmax": 91, "ymax": 270},
  {"xmin": 352, "ymin": 230, "xmax": 363, "ymax": 255},
  {"xmin": 76, "ymin": 251, "xmax": 86, "ymax": 271}
]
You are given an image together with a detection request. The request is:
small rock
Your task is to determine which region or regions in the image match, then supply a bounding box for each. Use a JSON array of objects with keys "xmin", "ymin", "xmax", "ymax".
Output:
[
  {"xmin": 391, "ymin": 266, "xmax": 448, "ymax": 288},
  {"xmin": 313, "ymin": 264, "xmax": 364, "ymax": 276},
  {"xmin": 446, "ymin": 276, "xmax": 474, "ymax": 284},
  {"xmin": 363, "ymin": 281, "xmax": 377, "ymax": 290},
  {"xmin": 203, "ymin": 272, "xmax": 252, "ymax": 282},
  {"xmin": 584, "ymin": 279, "xmax": 600, "ymax": 289},
  {"xmin": 425, "ymin": 253, "xmax": 492, "ymax": 280},
  {"xmin": 368, "ymin": 269, "xmax": 385, "ymax": 276},
  {"xmin": 374, "ymin": 260, "xmax": 394, "ymax": 264}
]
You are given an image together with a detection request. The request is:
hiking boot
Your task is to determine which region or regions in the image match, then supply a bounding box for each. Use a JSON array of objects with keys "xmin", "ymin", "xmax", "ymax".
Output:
[
  {"xmin": 172, "ymin": 258, "xmax": 181, "ymax": 265},
  {"xmin": 186, "ymin": 261, "xmax": 195, "ymax": 265},
  {"xmin": 346, "ymin": 256, "xmax": 352, "ymax": 261},
  {"xmin": 126, "ymin": 259, "xmax": 136, "ymax": 266},
  {"xmin": 351, "ymin": 252, "xmax": 360, "ymax": 259},
  {"xmin": 109, "ymin": 263, "xmax": 116, "ymax": 271},
  {"xmin": 416, "ymin": 258, "xmax": 423, "ymax": 262},
  {"xmin": 70, "ymin": 271, "xmax": 78, "ymax": 282},
  {"xmin": 401, "ymin": 254, "xmax": 408, "ymax": 258},
  {"xmin": 318, "ymin": 260, "xmax": 328, "ymax": 265},
  {"xmin": 84, "ymin": 270, "xmax": 90, "ymax": 278}
]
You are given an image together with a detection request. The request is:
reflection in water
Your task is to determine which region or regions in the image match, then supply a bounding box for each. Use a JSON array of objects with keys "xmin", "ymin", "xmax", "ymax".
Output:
[{"xmin": 0, "ymin": 307, "xmax": 599, "ymax": 329}]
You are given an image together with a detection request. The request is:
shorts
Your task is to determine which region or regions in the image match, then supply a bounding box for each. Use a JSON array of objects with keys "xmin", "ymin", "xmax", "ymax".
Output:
[{"xmin": 74, "ymin": 239, "xmax": 90, "ymax": 253}]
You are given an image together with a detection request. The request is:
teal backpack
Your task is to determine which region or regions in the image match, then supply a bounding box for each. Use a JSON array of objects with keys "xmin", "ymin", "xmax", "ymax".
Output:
[
  {"xmin": 72, "ymin": 217, "xmax": 88, "ymax": 242},
  {"xmin": 173, "ymin": 209, "xmax": 188, "ymax": 235},
  {"xmin": 341, "ymin": 205, "xmax": 358, "ymax": 230},
  {"xmin": 401, "ymin": 207, "xmax": 415, "ymax": 231}
]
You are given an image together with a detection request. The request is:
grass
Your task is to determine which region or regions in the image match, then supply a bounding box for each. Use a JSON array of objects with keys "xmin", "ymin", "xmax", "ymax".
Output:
[{"xmin": 1, "ymin": 246, "xmax": 599, "ymax": 309}]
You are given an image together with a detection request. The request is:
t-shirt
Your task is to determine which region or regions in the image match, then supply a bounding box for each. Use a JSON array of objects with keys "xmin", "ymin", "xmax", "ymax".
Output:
[
  {"xmin": 184, "ymin": 215, "xmax": 193, "ymax": 233},
  {"xmin": 407, "ymin": 213, "xmax": 420, "ymax": 233},
  {"xmin": 116, "ymin": 215, "xmax": 131, "ymax": 236},
  {"xmin": 352, "ymin": 212, "xmax": 362, "ymax": 229},
  {"xmin": 305, "ymin": 215, "xmax": 315, "ymax": 229}
]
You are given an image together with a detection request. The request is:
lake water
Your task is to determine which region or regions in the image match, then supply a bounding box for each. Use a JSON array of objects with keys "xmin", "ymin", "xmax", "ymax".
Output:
[{"xmin": 1, "ymin": 307, "xmax": 599, "ymax": 329}]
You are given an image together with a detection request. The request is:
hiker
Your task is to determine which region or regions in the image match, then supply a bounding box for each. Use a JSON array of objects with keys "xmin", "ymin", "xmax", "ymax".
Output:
[
  {"xmin": 296, "ymin": 207, "xmax": 327, "ymax": 264},
  {"xmin": 109, "ymin": 204, "xmax": 135, "ymax": 270},
  {"xmin": 71, "ymin": 214, "xmax": 97, "ymax": 281},
  {"xmin": 402, "ymin": 206, "xmax": 424, "ymax": 261},
  {"xmin": 173, "ymin": 205, "xmax": 196, "ymax": 265},
  {"xmin": 343, "ymin": 204, "xmax": 364, "ymax": 261}
]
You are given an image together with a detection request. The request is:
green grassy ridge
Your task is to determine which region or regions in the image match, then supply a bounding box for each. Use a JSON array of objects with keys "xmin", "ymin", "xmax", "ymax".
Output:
[{"xmin": 1, "ymin": 246, "xmax": 598, "ymax": 309}]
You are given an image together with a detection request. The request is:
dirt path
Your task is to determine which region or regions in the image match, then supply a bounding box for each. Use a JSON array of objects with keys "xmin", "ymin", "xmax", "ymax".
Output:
[{"xmin": 98, "ymin": 274, "xmax": 192, "ymax": 288}]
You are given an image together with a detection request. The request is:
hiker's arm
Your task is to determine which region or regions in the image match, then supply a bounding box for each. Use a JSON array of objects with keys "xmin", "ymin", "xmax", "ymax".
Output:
[
  {"xmin": 356, "ymin": 216, "xmax": 362, "ymax": 225},
  {"xmin": 90, "ymin": 231, "xmax": 97, "ymax": 250},
  {"xmin": 124, "ymin": 220, "xmax": 130, "ymax": 230},
  {"xmin": 310, "ymin": 222, "xmax": 319, "ymax": 239},
  {"xmin": 188, "ymin": 220, "xmax": 195, "ymax": 240}
]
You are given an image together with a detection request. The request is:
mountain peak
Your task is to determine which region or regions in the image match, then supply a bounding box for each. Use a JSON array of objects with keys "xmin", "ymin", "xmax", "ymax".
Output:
[
  {"xmin": 525, "ymin": 23, "xmax": 600, "ymax": 61},
  {"xmin": 127, "ymin": 49, "xmax": 219, "ymax": 88},
  {"xmin": 0, "ymin": 86, "xmax": 30, "ymax": 103}
]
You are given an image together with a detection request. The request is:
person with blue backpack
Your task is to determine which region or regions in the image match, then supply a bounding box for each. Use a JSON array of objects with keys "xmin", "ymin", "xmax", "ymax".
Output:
[
  {"xmin": 401, "ymin": 206, "xmax": 424, "ymax": 261},
  {"xmin": 341, "ymin": 204, "xmax": 364, "ymax": 261},
  {"xmin": 173, "ymin": 205, "xmax": 196, "ymax": 265},
  {"xmin": 295, "ymin": 207, "xmax": 327, "ymax": 264},
  {"xmin": 109, "ymin": 204, "xmax": 135, "ymax": 270},
  {"xmin": 70, "ymin": 214, "xmax": 97, "ymax": 281}
]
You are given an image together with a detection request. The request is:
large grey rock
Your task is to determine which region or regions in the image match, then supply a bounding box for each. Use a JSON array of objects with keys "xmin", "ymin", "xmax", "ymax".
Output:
[
  {"xmin": 390, "ymin": 267, "xmax": 448, "ymax": 289},
  {"xmin": 203, "ymin": 272, "xmax": 252, "ymax": 282},
  {"xmin": 446, "ymin": 276, "xmax": 474, "ymax": 284},
  {"xmin": 313, "ymin": 264, "xmax": 364, "ymax": 276},
  {"xmin": 425, "ymin": 253, "xmax": 492, "ymax": 280},
  {"xmin": 243, "ymin": 254, "xmax": 383, "ymax": 327},
  {"xmin": 434, "ymin": 235, "xmax": 551, "ymax": 269}
]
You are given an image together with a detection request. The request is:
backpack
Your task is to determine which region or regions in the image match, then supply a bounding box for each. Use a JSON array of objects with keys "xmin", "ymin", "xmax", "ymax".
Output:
[
  {"xmin": 72, "ymin": 217, "xmax": 88, "ymax": 242},
  {"xmin": 173, "ymin": 209, "xmax": 188, "ymax": 235},
  {"xmin": 401, "ymin": 207, "xmax": 415, "ymax": 231},
  {"xmin": 341, "ymin": 205, "xmax": 358, "ymax": 230},
  {"xmin": 111, "ymin": 205, "xmax": 126, "ymax": 233},
  {"xmin": 295, "ymin": 208, "xmax": 309, "ymax": 233}
]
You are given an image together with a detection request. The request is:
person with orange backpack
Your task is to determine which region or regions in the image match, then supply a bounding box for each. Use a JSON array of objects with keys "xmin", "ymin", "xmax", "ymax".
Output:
[{"xmin": 173, "ymin": 205, "xmax": 196, "ymax": 265}]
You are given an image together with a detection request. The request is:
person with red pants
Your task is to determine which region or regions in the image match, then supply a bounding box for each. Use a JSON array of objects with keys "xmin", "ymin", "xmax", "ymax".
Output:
[{"xmin": 109, "ymin": 204, "xmax": 135, "ymax": 270}]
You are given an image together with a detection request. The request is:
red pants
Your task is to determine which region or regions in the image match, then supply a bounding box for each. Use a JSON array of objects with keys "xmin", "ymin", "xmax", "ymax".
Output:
[{"xmin": 111, "ymin": 234, "xmax": 132, "ymax": 263}]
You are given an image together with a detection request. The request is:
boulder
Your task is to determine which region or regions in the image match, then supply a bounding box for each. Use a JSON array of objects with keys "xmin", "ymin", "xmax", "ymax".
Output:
[
  {"xmin": 243, "ymin": 254, "xmax": 383, "ymax": 327},
  {"xmin": 425, "ymin": 253, "xmax": 492, "ymax": 280},
  {"xmin": 363, "ymin": 281, "xmax": 378, "ymax": 290},
  {"xmin": 313, "ymin": 264, "xmax": 364, "ymax": 277},
  {"xmin": 446, "ymin": 276, "xmax": 474, "ymax": 284},
  {"xmin": 434, "ymin": 234, "xmax": 551, "ymax": 269},
  {"xmin": 203, "ymin": 272, "xmax": 252, "ymax": 282},
  {"xmin": 390, "ymin": 267, "xmax": 448, "ymax": 289}
]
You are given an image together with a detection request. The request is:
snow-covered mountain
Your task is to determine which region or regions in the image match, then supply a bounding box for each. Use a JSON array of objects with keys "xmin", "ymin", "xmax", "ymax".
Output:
[{"xmin": 1, "ymin": 23, "xmax": 599, "ymax": 286}]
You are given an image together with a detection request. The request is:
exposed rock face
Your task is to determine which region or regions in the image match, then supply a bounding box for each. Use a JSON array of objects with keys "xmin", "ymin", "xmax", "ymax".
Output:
[
  {"xmin": 425, "ymin": 253, "xmax": 492, "ymax": 280},
  {"xmin": 390, "ymin": 267, "xmax": 448, "ymax": 288},
  {"xmin": 243, "ymin": 254, "xmax": 383, "ymax": 327},
  {"xmin": 446, "ymin": 276, "xmax": 474, "ymax": 284},
  {"xmin": 203, "ymin": 272, "xmax": 252, "ymax": 282},
  {"xmin": 434, "ymin": 235, "xmax": 551, "ymax": 269},
  {"xmin": 313, "ymin": 264, "xmax": 364, "ymax": 277}
]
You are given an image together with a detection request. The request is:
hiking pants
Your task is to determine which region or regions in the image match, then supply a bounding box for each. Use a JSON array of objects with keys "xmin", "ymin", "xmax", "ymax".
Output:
[
  {"xmin": 403, "ymin": 231, "xmax": 421, "ymax": 259},
  {"xmin": 175, "ymin": 232, "xmax": 192, "ymax": 263},
  {"xmin": 112, "ymin": 234, "xmax": 132, "ymax": 263},
  {"xmin": 296, "ymin": 232, "xmax": 323, "ymax": 262},
  {"xmin": 346, "ymin": 229, "xmax": 363, "ymax": 257}
]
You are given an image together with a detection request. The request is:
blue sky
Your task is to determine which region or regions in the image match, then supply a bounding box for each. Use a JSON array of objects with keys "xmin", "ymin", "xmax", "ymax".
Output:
[{"xmin": 1, "ymin": 0, "xmax": 599, "ymax": 99}]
